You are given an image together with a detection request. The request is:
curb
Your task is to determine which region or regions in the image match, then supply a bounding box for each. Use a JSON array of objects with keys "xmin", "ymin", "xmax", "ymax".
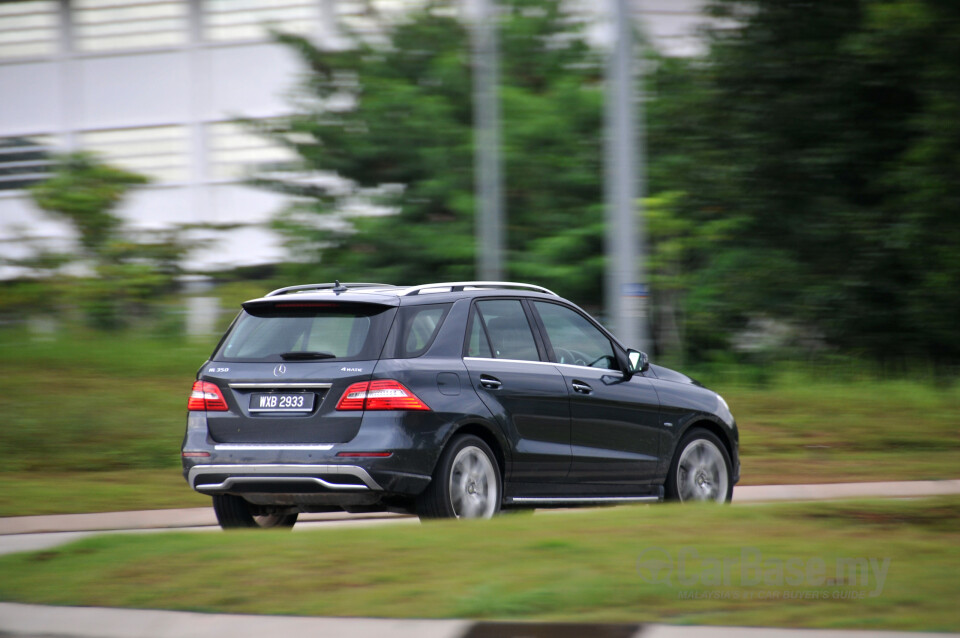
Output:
[
  {"xmin": 3, "ymin": 480, "xmax": 960, "ymax": 536},
  {"xmin": 0, "ymin": 479, "xmax": 960, "ymax": 536},
  {"xmin": 1, "ymin": 604, "xmax": 957, "ymax": 638},
  {"xmin": 0, "ymin": 509, "xmax": 408, "ymax": 536}
]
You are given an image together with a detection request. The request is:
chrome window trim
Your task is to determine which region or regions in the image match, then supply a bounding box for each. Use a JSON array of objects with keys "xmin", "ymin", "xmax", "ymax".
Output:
[{"xmin": 463, "ymin": 356, "xmax": 623, "ymax": 376}]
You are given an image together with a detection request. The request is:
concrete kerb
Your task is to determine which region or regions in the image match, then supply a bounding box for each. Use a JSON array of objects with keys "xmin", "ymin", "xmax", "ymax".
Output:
[
  {"xmin": 3, "ymin": 480, "xmax": 960, "ymax": 536},
  {"xmin": 1, "ymin": 604, "xmax": 958, "ymax": 638}
]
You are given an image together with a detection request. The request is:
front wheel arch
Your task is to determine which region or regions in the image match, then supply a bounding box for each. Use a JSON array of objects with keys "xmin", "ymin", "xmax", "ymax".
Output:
[
  {"xmin": 675, "ymin": 418, "xmax": 736, "ymax": 475},
  {"xmin": 664, "ymin": 427, "xmax": 734, "ymax": 503}
]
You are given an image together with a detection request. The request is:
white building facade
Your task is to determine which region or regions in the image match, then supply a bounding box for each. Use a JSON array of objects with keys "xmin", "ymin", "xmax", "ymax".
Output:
[{"xmin": 0, "ymin": 0, "xmax": 706, "ymax": 278}]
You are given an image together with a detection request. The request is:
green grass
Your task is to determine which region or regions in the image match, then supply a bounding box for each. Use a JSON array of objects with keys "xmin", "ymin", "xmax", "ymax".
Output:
[
  {"xmin": 0, "ymin": 329, "xmax": 210, "ymax": 515},
  {"xmin": 1, "ymin": 498, "xmax": 958, "ymax": 631},
  {"xmin": 729, "ymin": 372, "xmax": 960, "ymax": 485},
  {"xmin": 0, "ymin": 328, "xmax": 957, "ymax": 516},
  {"xmin": 0, "ymin": 471, "xmax": 209, "ymax": 516}
]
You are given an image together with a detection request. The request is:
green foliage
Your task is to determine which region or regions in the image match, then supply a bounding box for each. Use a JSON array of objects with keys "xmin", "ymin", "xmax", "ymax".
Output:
[
  {"xmin": 30, "ymin": 152, "xmax": 148, "ymax": 253},
  {"xmin": 685, "ymin": 0, "xmax": 960, "ymax": 362},
  {"xmin": 25, "ymin": 152, "xmax": 189, "ymax": 329},
  {"xmin": 256, "ymin": 0, "xmax": 960, "ymax": 363},
  {"xmin": 259, "ymin": 0, "xmax": 608, "ymax": 307}
]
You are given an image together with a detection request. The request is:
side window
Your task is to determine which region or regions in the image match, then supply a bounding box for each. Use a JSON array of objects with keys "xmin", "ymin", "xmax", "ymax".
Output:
[
  {"xmin": 397, "ymin": 304, "xmax": 450, "ymax": 358},
  {"xmin": 474, "ymin": 300, "xmax": 540, "ymax": 361},
  {"xmin": 533, "ymin": 301, "xmax": 618, "ymax": 370},
  {"xmin": 466, "ymin": 308, "xmax": 493, "ymax": 357}
]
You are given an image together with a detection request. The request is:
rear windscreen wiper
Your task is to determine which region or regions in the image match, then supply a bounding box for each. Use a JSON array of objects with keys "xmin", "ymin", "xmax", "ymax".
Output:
[{"xmin": 279, "ymin": 351, "xmax": 337, "ymax": 360}]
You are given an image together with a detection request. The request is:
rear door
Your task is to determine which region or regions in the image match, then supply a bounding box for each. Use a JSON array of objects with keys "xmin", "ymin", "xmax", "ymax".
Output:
[
  {"xmin": 462, "ymin": 298, "xmax": 571, "ymax": 482},
  {"xmin": 530, "ymin": 300, "xmax": 662, "ymax": 484},
  {"xmin": 203, "ymin": 300, "xmax": 397, "ymax": 444}
]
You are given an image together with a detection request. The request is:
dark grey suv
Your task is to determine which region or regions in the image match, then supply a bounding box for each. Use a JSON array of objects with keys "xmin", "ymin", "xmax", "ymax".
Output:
[{"xmin": 182, "ymin": 281, "xmax": 739, "ymax": 528}]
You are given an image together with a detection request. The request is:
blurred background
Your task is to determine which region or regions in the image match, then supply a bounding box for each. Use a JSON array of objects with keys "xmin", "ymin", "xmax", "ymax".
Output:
[
  {"xmin": 0, "ymin": 0, "xmax": 958, "ymax": 516},
  {"xmin": 2, "ymin": 0, "xmax": 958, "ymax": 366}
]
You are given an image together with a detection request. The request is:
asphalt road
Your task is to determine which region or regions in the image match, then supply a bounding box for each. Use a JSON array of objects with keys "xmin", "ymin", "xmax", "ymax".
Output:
[{"xmin": 1, "ymin": 479, "xmax": 958, "ymax": 556}]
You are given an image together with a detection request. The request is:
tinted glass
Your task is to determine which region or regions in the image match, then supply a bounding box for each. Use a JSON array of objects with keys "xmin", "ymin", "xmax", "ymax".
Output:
[
  {"xmin": 397, "ymin": 304, "xmax": 450, "ymax": 358},
  {"xmin": 533, "ymin": 301, "xmax": 617, "ymax": 369},
  {"xmin": 214, "ymin": 302, "xmax": 393, "ymax": 362},
  {"xmin": 475, "ymin": 300, "xmax": 540, "ymax": 361},
  {"xmin": 466, "ymin": 308, "xmax": 493, "ymax": 357}
]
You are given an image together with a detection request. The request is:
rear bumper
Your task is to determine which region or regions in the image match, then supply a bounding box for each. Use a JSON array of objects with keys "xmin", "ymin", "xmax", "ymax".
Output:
[
  {"xmin": 188, "ymin": 463, "xmax": 383, "ymax": 492},
  {"xmin": 181, "ymin": 409, "xmax": 457, "ymax": 502},
  {"xmin": 184, "ymin": 457, "xmax": 432, "ymax": 498}
]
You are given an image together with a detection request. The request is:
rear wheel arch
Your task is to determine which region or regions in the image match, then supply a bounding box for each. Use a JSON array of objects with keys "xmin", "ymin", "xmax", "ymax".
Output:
[
  {"xmin": 417, "ymin": 432, "xmax": 502, "ymax": 519},
  {"xmin": 446, "ymin": 422, "xmax": 507, "ymax": 484}
]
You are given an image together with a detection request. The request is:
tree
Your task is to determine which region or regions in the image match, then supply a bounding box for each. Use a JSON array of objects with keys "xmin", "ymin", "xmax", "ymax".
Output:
[
  {"xmin": 670, "ymin": 0, "xmax": 960, "ymax": 363},
  {"xmin": 255, "ymin": 0, "xmax": 960, "ymax": 364},
  {"xmin": 31, "ymin": 152, "xmax": 148, "ymax": 254},
  {"xmin": 257, "ymin": 0, "xmax": 609, "ymax": 308},
  {"xmin": 29, "ymin": 152, "xmax": 186, "ymax": 329}
]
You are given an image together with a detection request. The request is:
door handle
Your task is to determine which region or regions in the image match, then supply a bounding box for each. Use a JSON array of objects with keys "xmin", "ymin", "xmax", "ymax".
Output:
[
  {"xmin": 480, "ymin": 375, "xmax": 502, "ymax": 390},
  {"xmin": 572, "ymin": 380, "xmax": 592, "ymax": 394}
]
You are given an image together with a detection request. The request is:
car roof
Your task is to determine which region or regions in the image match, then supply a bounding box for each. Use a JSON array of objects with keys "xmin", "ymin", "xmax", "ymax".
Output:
[{"xmin": 243, "ymin": 281, "xmax": 562, "ymax": 307}]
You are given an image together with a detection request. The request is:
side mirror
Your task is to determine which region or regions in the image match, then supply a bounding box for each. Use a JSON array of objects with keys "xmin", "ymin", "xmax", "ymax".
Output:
[{"xmin": 627, "ymin": 349, "xmax": 649, "ymax": 374}]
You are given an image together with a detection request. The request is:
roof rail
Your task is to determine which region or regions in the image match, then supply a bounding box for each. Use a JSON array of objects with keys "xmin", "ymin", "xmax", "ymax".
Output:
[
  {"xmin": 265, "ymin": 282, "xmax": 396, "ymax": 297},
  {"xmin": 399, "ymin": 281, "xmax": 558, "ymax": 297}
]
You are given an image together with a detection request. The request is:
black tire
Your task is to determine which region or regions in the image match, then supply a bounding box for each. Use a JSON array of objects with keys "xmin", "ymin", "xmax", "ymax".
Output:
[
  {"xmin": 664, "ymin": 429, "xmax": 733, "ymax": 503},
  {"xmin": 417, "ymin": 434, "xmax": 502, "ymax": 521},
  {"xmin": 212, "ymin": 494, "xmax": 299, "ymax": 529}
]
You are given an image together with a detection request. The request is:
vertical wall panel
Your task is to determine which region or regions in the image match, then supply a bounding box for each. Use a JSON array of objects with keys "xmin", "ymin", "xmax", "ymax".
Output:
[{"xmin": 0, "ymin": 62, "xmax": 61, "ymax": 136}]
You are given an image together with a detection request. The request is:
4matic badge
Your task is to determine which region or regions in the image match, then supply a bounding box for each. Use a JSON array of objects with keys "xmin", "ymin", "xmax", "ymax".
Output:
[{"xmin": 340, "ymin": 367, "xmax": 363, "ymax": 372}]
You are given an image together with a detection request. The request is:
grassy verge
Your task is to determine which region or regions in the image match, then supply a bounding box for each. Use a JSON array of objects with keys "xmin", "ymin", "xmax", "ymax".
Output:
[
  {"xmin": 729, "ymin": 374, "xmax": 960, "ymax": 485},
  {"xmin": 0, "ymin": 471, "xmax": 209, "ymax": 516},
  {"xmin": 1, "ymin": 498, "xmax": 958, "ymax": 631},
  {"xmin": 0, "ymin": 328, "xmax": 957, "ymax": 516},
  {"xmin": 0, "ymin": 329, "xmax": 208, "ymax": 517}
]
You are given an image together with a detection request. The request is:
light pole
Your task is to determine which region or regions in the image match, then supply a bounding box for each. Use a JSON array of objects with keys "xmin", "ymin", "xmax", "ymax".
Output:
[
  {"xmin": 604, "ymin": 0, "xmax": 648, "ymax": 352},
  {"xmin": 472, "ymin": 0, "xmax": 505, "ymax": 281}
]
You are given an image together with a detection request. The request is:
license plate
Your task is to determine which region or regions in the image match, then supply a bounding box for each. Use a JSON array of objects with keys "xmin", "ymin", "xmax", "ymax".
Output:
[{"xmin": 249, "ymin": 392, "xmax": 315, "ymax": 413}]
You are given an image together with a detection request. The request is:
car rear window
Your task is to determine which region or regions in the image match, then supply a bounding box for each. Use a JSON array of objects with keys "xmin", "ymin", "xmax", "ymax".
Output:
[{"xmin": 213, "ymin": 302, "xmax": 395, "ymax": 362}]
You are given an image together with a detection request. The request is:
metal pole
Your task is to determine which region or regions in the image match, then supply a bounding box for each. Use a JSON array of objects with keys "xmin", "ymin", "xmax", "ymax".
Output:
[
  {"xmin": 604, "ymin": 0, "xmax": 648, "ymax": 351},
  {"xmin": 472, "ymin": 0, "xmax": 505, "ymax": 281}
]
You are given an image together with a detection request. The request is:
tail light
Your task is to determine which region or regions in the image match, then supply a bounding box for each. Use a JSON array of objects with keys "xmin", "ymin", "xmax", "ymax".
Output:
[
  {"xmin": 336, "ymin": 380, "xmax": 430, "ymax": 411},
  {"xmin": 188, "ymin": 380, "xmax": 229, "ymax": 411}
]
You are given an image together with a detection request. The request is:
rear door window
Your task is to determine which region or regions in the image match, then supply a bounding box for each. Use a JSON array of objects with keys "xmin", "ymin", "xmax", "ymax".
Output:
[
  {"xmin": 466, "ymin": 309, "xmax": 493, "ymax": 358},
  {"xmin": 214, "ymin": 302, "xmax": 394, "ymax": 362},
  {"xmin": 471, "ymin": 299, "xmax": 541, "ymax": 361}
]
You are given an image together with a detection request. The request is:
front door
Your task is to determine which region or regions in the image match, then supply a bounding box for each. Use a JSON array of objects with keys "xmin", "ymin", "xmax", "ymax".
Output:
[{"xmin": 530, "ymin": 300, "xmax": 662, "ymax": 485}]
